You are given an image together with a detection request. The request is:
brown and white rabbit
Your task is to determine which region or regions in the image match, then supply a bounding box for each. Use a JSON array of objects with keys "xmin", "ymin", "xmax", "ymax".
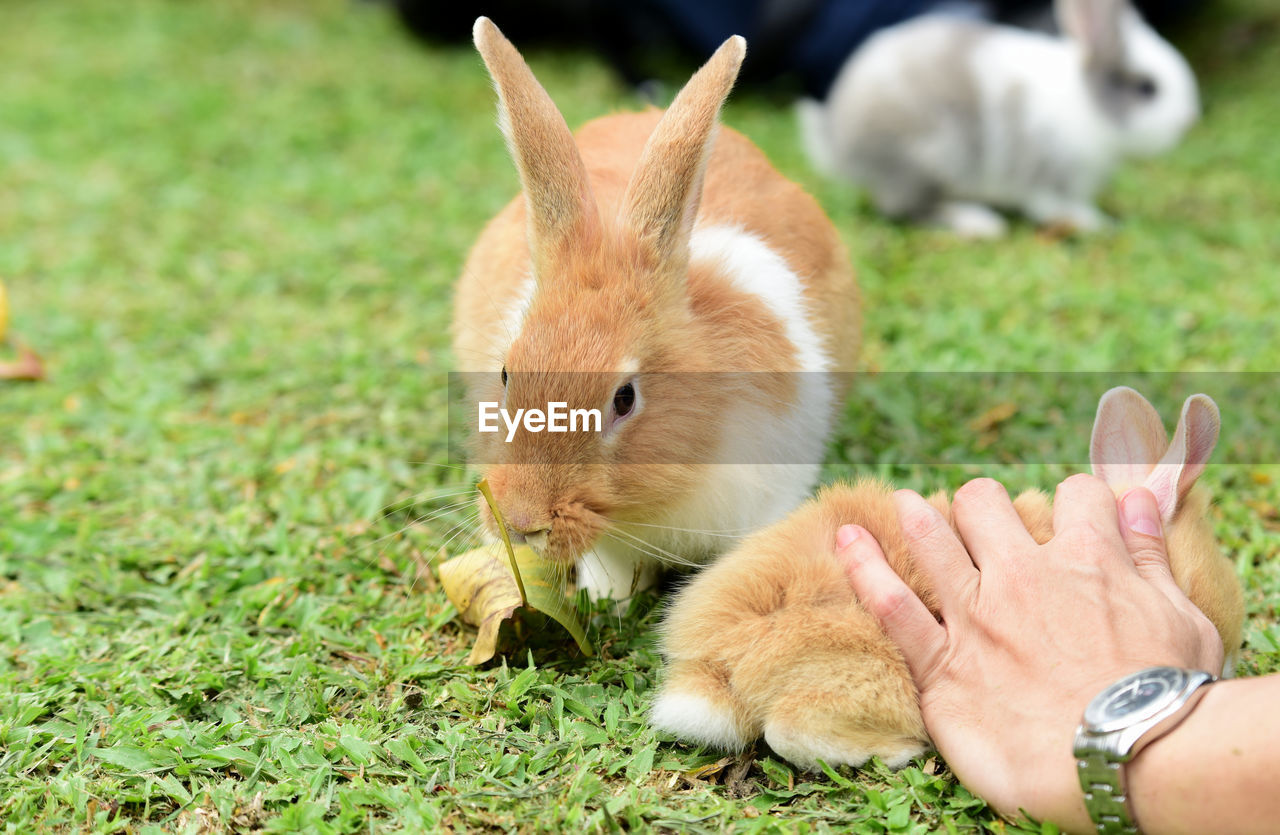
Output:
[
  {"xmin": 799, "ymin": 0, "xmax": 1200, "ymax": 237},
  {"xmin": 651, "ymin": 387, "xmax": 1244, "ymax": 770},
  {"xmin": 452, "ymin": 19, "xmax": 858, "ymax": 601}
]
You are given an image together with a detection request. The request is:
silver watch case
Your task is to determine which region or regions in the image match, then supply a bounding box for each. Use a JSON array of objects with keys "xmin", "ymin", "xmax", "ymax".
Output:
[{"xmin": 1076, "ymin": 666, "xmax": 1215, "ymax": 761}]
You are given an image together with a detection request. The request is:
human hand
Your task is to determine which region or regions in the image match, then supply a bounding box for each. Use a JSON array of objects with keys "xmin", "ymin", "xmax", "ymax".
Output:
[{"xmin": 836, "ymin": 475, "xmax": 1223, "ymax": 832}]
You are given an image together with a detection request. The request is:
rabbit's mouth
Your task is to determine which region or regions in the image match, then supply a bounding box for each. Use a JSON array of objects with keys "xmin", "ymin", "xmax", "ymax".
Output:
[
  {"xmin": 478, "ymin": 492, "xmax": 609, "ymax": 566},
  {"xmin": 507, "ymin": 528, "xmax": 550, "ymax": 553}
]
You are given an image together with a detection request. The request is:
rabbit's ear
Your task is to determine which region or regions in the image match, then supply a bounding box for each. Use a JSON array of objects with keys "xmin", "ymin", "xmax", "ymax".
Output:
[
  {"xmin": 1143, "ymin": 394, "xmax": 1219, "ymax": 521},
  {"xmin": 473, "ymin": 17, "xmax": 600, "ymax": 278},
  {"xmin": 1091, "ymin": 386, "xmax": 1168, "ymax": 491},
  {"xmin": 1055, "ymin": 0, "xmax": 1127, "ymax": 71},
  {"xmin": 621, "ymin": 35, "xmax": 746, "ymax": 287}
]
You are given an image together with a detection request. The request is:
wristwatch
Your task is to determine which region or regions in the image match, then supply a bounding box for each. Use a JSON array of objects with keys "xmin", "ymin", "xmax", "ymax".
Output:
[{"xmin": 1074, "ymin": 666, "xmax": 1216, "ymax": 834}]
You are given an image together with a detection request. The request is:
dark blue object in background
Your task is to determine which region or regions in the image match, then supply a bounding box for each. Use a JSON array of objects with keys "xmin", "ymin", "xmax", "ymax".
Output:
[
  {"xmin": 391, "ymin": 0, "xmax": 1206, "ymax": 98},
  {"xmin": 390, "ymin": 0, "xmax": 942, "ymax": 95},
  {"xmin": 642, "ymin": 0, "xmax": 936, "ymax": 97}
]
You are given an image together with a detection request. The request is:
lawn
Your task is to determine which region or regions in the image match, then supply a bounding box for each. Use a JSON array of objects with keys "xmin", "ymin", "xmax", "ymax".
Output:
[{"xmin": 2, "ymin": 0, "xmax": 1279, "ymax": 832}]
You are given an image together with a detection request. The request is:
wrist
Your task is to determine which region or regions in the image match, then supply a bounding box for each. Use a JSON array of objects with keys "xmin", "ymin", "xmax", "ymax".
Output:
[
  {"xmin": 1122, "ymin": 682, "xmax": 1223, "ymax": 834},
  {"xmin": 1122, "ymin": 676, "xmax": 1280, "ymax": 835}
]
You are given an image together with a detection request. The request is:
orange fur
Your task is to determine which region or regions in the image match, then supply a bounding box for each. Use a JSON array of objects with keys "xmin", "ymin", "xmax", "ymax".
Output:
[
  {"xmin": 452, "ymin": 21, "xmax": 858, "ymax": 589},
  {"xmin": 653, "ymin": 391, "xmax": 1245, "ymax": 770},
  {"xmin": 657, "ymin": 477, "xmax": 1241, "ymax": 770}
]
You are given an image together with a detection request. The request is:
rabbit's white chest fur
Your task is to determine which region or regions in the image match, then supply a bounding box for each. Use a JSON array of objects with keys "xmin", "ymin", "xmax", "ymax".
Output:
[{"xmin": 650, "ymin": 223, "xmax": 836, "ymax": 531}]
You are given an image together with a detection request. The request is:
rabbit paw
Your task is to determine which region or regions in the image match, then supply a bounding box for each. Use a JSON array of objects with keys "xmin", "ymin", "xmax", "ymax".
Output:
[
  {"xmin": 929, "ymin": 201, "xmax": 1009, "ymax": 239},
  {"xmin": 650, "ymin": 689, "xmax": 749, "ymax": 751},
  {"xmin": 575, "ymin": 546, "xmax": 659, "ymax": 605},
  {"xmin": 1023, "ymin": 195, "xmax": 1114, "ymax": 233},
  {"xmin": 763, "ymin": 719, "xmax": 927, "ymax": 772}
]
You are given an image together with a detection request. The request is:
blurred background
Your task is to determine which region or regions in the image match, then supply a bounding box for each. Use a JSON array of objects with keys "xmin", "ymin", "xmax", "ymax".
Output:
[
  {"xmin": 389, "ymin": 0, "xmax": 1208, "ymax": 98},
  {"xmin": 1, "ymin": 1, "xmax": 1278, "ymax": 831}
]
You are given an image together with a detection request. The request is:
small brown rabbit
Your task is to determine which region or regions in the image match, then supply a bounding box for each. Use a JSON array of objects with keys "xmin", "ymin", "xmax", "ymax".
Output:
[
  {"xmin": 452, "ymin": 20, "xmax": 858, "ymax": 602},
  {"xmin": 651, "ymin": 387, "xmax": 1244, "ymax": 771}
]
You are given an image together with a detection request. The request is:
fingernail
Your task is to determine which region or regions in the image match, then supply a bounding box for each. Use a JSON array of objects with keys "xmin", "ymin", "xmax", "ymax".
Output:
[
  {"xmin": 836, "ymin": 524, "xmax": 862, "ymax": 551},
  {"xmin": 1121, "ymin": 489, "xmax": 1162, "ymax": 537}
]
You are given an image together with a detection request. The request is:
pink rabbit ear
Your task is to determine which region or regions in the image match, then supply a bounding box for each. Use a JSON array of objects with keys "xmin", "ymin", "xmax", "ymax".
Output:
[
  {"xmin": 1143, "ymin": 394, "xmax": 1220, "ymax": 522},
  {"xmin": 621, "ymin": 35, "xmax": 746, "ymax": 290},
  {"xmin": 1090, "ymin": 386, "xmax": 1168, "ymax": 490},
  {"xmin": 473, "ymin": 17, "xmax": 601, "ymax": 281},
  {"xmin": 1055, "ymin": 0, "xmax": 1127, "ymax": 70}
]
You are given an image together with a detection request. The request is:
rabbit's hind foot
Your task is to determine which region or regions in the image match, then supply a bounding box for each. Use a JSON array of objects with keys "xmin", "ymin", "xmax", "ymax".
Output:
[{"xmin": 763, "ymin": 715, "xmax": 928, "ymax": 772}]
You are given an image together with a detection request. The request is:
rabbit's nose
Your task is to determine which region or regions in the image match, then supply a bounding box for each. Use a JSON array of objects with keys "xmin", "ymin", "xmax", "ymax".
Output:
[{"xmin": 504, "ymin": 508, "xmax": 534, "ymax": 532}]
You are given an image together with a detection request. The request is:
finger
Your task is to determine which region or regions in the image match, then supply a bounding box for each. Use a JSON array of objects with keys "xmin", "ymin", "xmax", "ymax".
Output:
[
  {"xmin": 1117, "ymin": 487, "xmax": 1198, "ymax": 606},
  {"xmin": 836, "ymin": 524, "xmax": 947, "ymax": 680},
  {"xmin": 950, "ymin": 478, "xmax": 1037, "ymax": 570},
  {"xmin": 1051, "ymin": 473, "xmax": 1126, "ymax": 561},
  {"xmin": 894, "ymin": 490, "xmax": 980, "ymax": 612}
]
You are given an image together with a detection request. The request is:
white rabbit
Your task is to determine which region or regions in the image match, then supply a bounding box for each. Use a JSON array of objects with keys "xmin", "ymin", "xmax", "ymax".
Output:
[{"xmin": 799, "ymin": 0, "xmax": 1200, "ymax": 237}]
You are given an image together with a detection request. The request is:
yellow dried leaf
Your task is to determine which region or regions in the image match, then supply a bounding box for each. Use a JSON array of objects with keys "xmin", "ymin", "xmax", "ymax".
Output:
[
  {"xmin": 0, "ymin": 281, "xmax": 46, "ymax": 382},
  {"xmin": 0, "ymin": 348, "xmax": 45, "ymax": 381},
  {"xmin": 438, "ymin": 542, "xmax": 594, "ymax": 664},
  {"xmin": 478, "ymin": 479, "xmax": 527, "ymax": 604},
  {"xmin": 683, "ymin": 756, "xmax": 734, "ymax": 782},
  {"xmin": 1245, "ymin": 500, "xmax": 1279, "ymax": 521},
  {"xmin": 436, "ymin": 479, "xmax": 594, "ymax": 665},
  {"xmin": 967, "ymin": 401, "xmax": 1018, "ymax": 433},
  {"xmin": 438, "ymin": 544, "xmax": 525, "ymax": 665}
]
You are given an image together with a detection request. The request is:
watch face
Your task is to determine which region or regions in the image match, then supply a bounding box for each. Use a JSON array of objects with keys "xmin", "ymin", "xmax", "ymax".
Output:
[{"xmin": 1085, "ymin": 667, "xmax": 1188, "ymax": 733}]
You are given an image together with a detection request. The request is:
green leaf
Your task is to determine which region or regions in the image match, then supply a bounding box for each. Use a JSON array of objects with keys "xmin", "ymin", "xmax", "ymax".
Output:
[
  {"xmin": 759, "ymin": 758, "xmax": 794, "ymax": 788},
  {"xmin": 339, "ymin": 731, "xmax": 376, "ymax": 765},
  {"xmin": 89, "ymin": 746, "xmax": 157, "ymax": 773},
  {"xmin": 151, "ymin": 773, "xmax": 193, "ymax": 804},
  {"xmin": 816, "ymin": 758, "xmax": 857, "ymax": 789},
  {"xmin": 386, "ymin": 738, "xmax": 431, "ymax": 777},
  {"xmin": 625, "ymin": 744, "xmax": 655, "ymax": 784},
  {"xmin": 507, "ymin": 665, "xmax": 539, "ymax": 702},
  {"xmin": 886, "ymin": 800, "xmax": 911, "ymax": 830}
]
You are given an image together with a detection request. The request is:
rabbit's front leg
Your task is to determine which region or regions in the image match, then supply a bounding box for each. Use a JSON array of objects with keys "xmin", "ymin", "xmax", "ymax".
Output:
[
  {"xmin": 927, "ymin": 201, "xmax": 1010, "ymax": 239},
  {"xmin": 1022, "ymin": 192, "xmax": 1114, "ymax": 233}
]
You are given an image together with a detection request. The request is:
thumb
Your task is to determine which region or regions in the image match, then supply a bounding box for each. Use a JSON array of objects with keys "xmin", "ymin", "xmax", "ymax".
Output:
[
  {"xmin": 1118, "ymin": 487, "xmax": 1177, "ymax": 585},
  {"xmin": 1118, "ymin": 486, "xmax": 1225, "ymax": 669}
]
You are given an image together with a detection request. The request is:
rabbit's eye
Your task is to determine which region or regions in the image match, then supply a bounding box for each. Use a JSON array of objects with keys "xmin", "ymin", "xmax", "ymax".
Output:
[
  {"xmin": 613, "ymin": 382, "xmax": 635, "ymax": 417},
  {"xmin": 501, "ymin": 366, "xmax": 508, "ymax": 386},
  {"xmin": 1110, "ymin": 70, "xmax": 1158, "ymax": 100}
]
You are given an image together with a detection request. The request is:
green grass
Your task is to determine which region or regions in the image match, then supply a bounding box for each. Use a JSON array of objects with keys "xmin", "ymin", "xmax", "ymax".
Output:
[{"xmin": 2, "ymin": 0, "xmax": 1279, "ymax": 831}]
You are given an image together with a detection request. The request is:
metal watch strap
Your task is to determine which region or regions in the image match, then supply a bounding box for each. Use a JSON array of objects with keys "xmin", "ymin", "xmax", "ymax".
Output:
[
  {"xmin": 1076, "ymin": 747, "xmax": 1138, "ymax": 835},
  {"xmin": 1075, "ymin": 668, "xmax": 1216, "ymax": 835}
]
